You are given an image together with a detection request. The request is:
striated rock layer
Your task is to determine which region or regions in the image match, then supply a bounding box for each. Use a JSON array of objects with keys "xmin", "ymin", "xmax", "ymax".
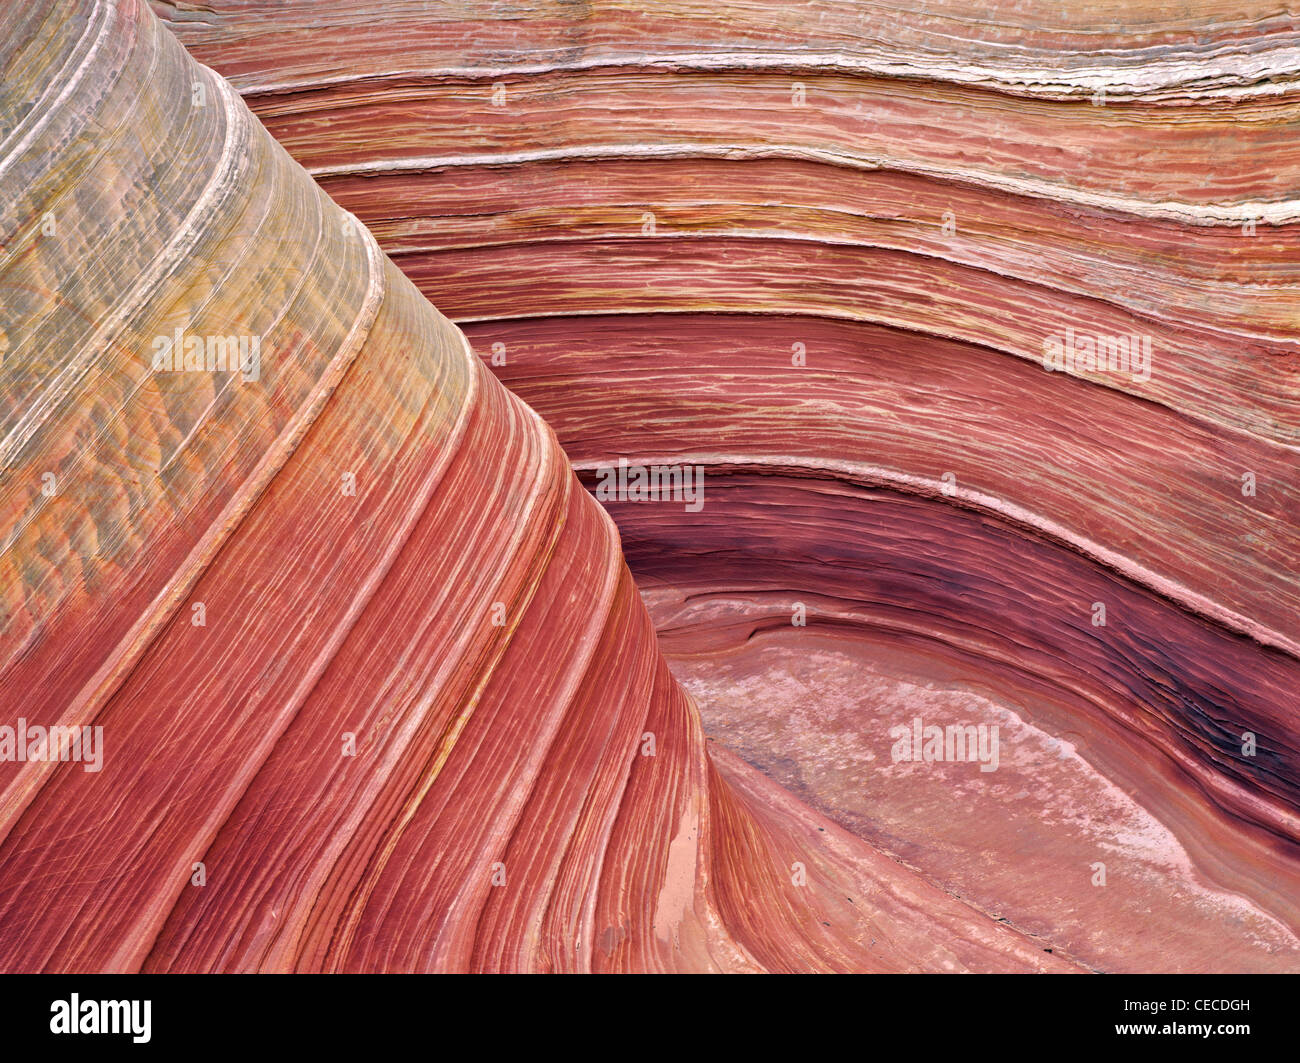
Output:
[
  {"xmin": 153, "ymin": 0, "xmax": 1300, "ymax": 972},
  {"xmin": 0, "ymin": 0, "xmax": 1089, "ymax": 972}
]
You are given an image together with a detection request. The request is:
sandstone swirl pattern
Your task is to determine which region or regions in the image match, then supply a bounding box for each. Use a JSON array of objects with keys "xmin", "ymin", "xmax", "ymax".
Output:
[
  {"xmin": 0, "ymin": 0, "xmax": 1080, "ymax": 973},
  {"xmin": 158, "ymin": 0, "xmax": 1300, "ymax": 972},
  {"xmin": 0, "ymin": 0, "xmax": 1293, "ymax": 973}
]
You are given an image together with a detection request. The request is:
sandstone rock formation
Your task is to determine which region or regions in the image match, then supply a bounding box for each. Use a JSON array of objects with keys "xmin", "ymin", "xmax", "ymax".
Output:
[{"xmin": 0, "ymin": 0, "xmax": 1294, "ymax": 972}]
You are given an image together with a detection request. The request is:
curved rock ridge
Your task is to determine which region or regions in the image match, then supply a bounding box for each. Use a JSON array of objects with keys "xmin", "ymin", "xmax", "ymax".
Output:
[
  {"xmin": 0, "ymin": 0, "xmax": 1089, "ymax": 973},
  {"xmin": 157, "ymin": 0, "xmax": 1300, "ymax": 101},
  {"xmin": 155, "ymin": 1, "xmax": 1300, "ymax": 971}
]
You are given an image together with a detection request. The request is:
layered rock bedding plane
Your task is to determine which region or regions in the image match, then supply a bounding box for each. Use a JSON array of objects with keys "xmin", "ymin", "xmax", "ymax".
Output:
[{"xmin": 0, "ymin": 0, "xmax": 1294, "ymax": 973}]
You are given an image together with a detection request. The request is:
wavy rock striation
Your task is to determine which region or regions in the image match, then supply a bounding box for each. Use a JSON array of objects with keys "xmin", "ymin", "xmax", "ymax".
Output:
[
  {"xmin": 0, "ymin": 0, "xmax": 1089, "ymax": 972},
  {"xmin": 153, "ymin": 0, "xmax": 1300, "ymax": 971}
]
